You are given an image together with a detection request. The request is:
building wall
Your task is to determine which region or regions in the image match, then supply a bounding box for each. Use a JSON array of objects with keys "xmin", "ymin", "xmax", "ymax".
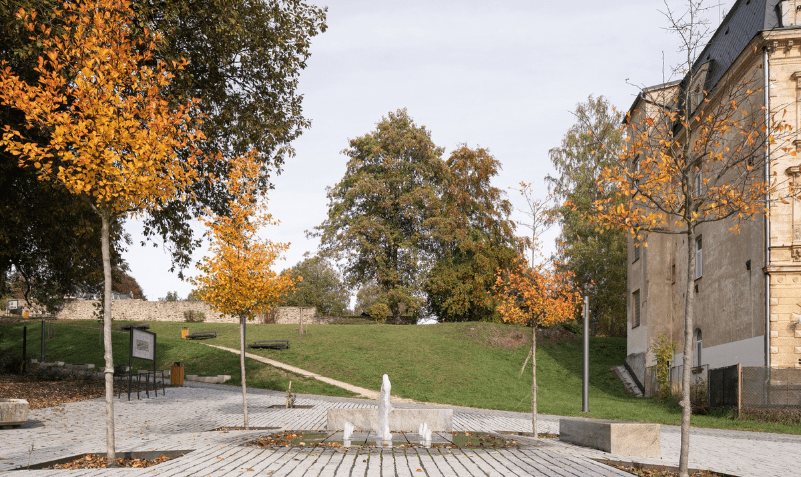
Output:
[
  {"xmin": 764, "ymin": 30, "xmax": 801, "ymax": 369},
  {"xmin": 54, "ymin": 299, "xmax": 319, "ymax": 324},
  {"xmin": 625, "ymin": 42, "xmax": 775, "ymax": 383}
]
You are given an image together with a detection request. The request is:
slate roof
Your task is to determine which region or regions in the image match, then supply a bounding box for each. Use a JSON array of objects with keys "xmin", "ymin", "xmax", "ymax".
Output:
[
  {"xmin": 692, "ymin": 0, "xmax": 782, "ymax": 93},
  {"xmin": 629, "ymin": 0, "xmax": 793, "ymax": 116}
]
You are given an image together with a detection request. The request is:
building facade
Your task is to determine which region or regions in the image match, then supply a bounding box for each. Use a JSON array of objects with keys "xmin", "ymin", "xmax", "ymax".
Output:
[{"xmin": 626, "ymin": 0, "xmax": 801, "ymax": 391}]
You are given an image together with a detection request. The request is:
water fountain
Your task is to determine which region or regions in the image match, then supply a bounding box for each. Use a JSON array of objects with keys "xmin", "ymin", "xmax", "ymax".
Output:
[{"xmin": 376, "ymin": 374, "xmax": 393, "ymax": 442}]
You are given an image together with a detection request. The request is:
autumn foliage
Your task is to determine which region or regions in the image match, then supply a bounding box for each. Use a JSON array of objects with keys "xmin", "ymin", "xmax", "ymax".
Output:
[
  {"xmin": 494, "ymin": 256, "xmax": 579, "ymax": 329},
  {"xmin": 191, "ymin": 151, "xmax": 297, "ymax": 321},
  {"xmin": 0, "ymin": 0, "xmax": 207, "ymax": 463},
  {"xmin": 0, "ymin": 0, "xmax": 204, "ymax": 214}
]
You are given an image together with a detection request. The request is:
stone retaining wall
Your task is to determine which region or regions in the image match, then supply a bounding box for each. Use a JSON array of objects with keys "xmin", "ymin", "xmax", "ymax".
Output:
[{"xmin": 55, "ymin": 300, "xmax": 319, "ymax": 324}]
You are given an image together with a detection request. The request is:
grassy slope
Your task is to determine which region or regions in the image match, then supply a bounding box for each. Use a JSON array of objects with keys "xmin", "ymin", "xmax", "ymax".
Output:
[
  {"xmin": 0, "ymin": 319, "xmax": 355, "ymax": 398},
  {"xmin": 1, "ymin": 319, "xmax": 798, "ymax": 434}
]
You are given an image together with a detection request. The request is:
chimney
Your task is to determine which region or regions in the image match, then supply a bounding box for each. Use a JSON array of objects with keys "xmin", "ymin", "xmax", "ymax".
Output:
[{"xmin": 780, "ymin": 0, "xmax": 798, "ymax": 27}]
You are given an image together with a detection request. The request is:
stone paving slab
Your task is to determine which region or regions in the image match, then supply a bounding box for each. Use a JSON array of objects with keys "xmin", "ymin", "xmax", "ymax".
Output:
[{"xmin": 0, "ymin": 382, "xmax": 798, "ymax": 476}]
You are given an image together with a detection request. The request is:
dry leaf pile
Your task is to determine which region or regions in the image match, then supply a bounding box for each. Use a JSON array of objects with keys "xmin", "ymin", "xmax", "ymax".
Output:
[
  {"xmin": 608, "ymin": 464, "xmax": 723, "ymax": 477},
  {"xmin": 45, "ymin": 453, "xmax": 181, "ymax": 469},
  {"xmin": 0, "ymin": 372, "xmax": 165, "ymax": 409}
]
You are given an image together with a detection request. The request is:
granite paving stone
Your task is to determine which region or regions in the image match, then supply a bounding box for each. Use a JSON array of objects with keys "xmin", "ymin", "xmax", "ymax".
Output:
[{"xmin": 0, "ymin": 381, "xmax": 796, "ymax": 476}]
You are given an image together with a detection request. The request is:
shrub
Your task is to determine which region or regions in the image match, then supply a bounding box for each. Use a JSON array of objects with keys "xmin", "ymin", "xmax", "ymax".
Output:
[
  {"xmin": 368, "ymin": 303, "xmax": 389, "ymax": 324},
  {"xmin": 650, "ymin": 334, "xmax": 677, "ymax": 401},
  {"xmin": 184, "ymin": 311, "xmax": 206, "ymax": 323}
]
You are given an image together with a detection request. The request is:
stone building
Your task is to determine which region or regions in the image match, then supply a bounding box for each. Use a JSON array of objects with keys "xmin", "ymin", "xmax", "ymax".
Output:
[{"xmin": 625, "ymin": 0, "xmax": 801, "ymax": 391}]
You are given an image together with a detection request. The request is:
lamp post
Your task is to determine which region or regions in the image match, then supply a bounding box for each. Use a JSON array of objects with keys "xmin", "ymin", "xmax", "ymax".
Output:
[{"xmin": 582, "ymin": 296, "xmax": 589, "ymax": 413}]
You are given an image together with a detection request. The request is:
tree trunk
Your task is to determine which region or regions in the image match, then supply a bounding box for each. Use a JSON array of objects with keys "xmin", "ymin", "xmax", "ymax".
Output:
[
  {"xmin": 101, "ymin": 210, "xmax": 116, "ymax": 466},
  {"xmin": 240, "ymin": 314, "xmax": 249, "ymax": 430},
  {"xmin": 679, "ymin": 228, "xmax": 696, "ymax": 477},
  {"xmin": 531, "ymin": 323, "xmax": 538, "ymax": 437}
]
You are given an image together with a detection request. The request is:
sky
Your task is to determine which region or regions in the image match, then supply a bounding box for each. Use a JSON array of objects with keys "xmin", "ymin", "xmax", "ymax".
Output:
[{"xmin": 124, "ymin": 0, "xmax": 736, "ymax": 301}]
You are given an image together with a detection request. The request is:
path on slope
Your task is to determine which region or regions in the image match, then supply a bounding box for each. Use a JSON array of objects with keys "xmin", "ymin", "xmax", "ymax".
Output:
[{"xmin": 203, "ymin": 343, "xmax": 417, "ymax": 403}]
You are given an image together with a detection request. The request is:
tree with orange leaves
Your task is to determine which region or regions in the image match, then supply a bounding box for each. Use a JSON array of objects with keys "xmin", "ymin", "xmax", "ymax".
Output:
[
  {"xmin": 592, "ymin": 2, "xmax": 794, "ymax": 474},
  {"xmin": 0, "ymin": 0, "xmax": 203, "ymax": 464},
  {"xmin": 191, "ymin": 151, "xmax": 297, "ymax": 430},
  {"xmin": 494, "ymin": 244, "xmax": 579, "ymax": 437}
]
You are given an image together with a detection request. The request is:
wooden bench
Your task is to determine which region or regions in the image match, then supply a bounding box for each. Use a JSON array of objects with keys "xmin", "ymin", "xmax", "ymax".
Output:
[
  {"xmin": 248, "ymin": 340, "xmax": 290, "ymax": 350},
  {"xmin": 120, "ymin": 323, "xmax": 150, "ymax": 331},
  {"xmin": 186, "ymin": 331, "xmax": 217, "ymax": 340}
]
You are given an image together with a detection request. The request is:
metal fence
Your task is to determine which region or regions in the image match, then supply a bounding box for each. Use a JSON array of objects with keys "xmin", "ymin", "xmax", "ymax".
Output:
[
  {"xmin": 708, "ymin": 364, "xmax": 739, "ymax": 408},
  {"xmin": 741, "ymin": 367, "xmax": 801, "ymax": 409}
]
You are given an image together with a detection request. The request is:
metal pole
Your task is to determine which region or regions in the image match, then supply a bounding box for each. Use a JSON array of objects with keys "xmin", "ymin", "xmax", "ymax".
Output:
[
  {"xmin": 40, "ymin": 318, "xmax": 45, "ymax": 363},
  {"xmin": 22, "ymin": 326, "xmax": 27, "ymax": 373},
  {"xmin": 582, "ymin": 296, "xmax": 590, "ymax": 413}
]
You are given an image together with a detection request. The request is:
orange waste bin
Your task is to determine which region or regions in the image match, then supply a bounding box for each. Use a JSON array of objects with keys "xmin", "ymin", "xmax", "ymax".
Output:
[
  {"xmin": 181, "ymin": 327, "xmax": 189, "ymax": 339},
  {"xmin": 171, "ymin": 362, "xmax": 184, "ymax": 386}
]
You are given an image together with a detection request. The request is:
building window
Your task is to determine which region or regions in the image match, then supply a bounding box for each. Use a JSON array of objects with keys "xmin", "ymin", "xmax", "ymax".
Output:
[
  {"xmin": 634, "ymin": 241, "xmax": 641, "ymax": 262},
  {"xmin": 694, "ymin": 167, "xmax": 703, "ymax": 196},
  {"xmin": 632, "ymin": 158, "xmax": 641, "ymax": 188},
  {"xmin": 694, "ymin": 329, "xmax": 703, "ymax": 367},
  {"xmin": 695, "ymin": 236, "xmax": 703, "ymax": 279},
  {"xmin": 633, "ymin": 290, "xmax": 641, "ymax": 328}
]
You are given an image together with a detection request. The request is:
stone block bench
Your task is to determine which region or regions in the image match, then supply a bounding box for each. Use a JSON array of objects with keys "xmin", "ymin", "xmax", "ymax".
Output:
[
  {"xmin": 559, "ymin": 418, "xmax": 660, "ymax": 458},
  {"xmin": 327, "ymin": 408, "xmax": 452, "ymax": 432},
  {"xmin": 0, "ymin": 399, "xmax": 29, "ymax": 429}
]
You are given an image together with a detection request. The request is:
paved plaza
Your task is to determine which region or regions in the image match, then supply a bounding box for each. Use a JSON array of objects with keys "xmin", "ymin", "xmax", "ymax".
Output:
[{"xmin": 1, "ymin": 382, "xmax": 798, "ymax": 476}]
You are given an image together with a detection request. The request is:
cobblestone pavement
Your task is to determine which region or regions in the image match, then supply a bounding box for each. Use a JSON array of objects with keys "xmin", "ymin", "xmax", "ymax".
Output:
[{"xmin": 0, "ymin": 382, "xmax": 797, "ymax": 476}]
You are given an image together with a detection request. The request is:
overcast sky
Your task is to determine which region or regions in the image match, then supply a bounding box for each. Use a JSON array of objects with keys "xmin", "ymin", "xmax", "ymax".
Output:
[{"xmin": 124, "ymin": 0, "xmax": 735, "ymax": 301}]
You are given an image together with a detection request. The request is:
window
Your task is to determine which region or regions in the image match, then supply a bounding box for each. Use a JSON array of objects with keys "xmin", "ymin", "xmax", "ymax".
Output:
[
  {"xmin": 633, "ymin": 290, "xmax": 641, "ymax": 328},
  {"xmin": 632, "ymin": 158, "xmax": 641, "ymax": 188},
  {"xmin": 695, "ymin": 236, "xmax": 703, "ymax": 279},
  {"xmin": 694, "ymin": 167, "xmax": 703, "ymax": 196},
  {"xmin": 634, "ymin": 241, "xmax": 641, "ymax": 262},
  {"xmin": 694, "ymin": 329, "xmax": 703, "ymax": 367}
]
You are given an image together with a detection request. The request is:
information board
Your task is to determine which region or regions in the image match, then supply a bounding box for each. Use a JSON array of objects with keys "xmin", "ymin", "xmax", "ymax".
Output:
[
  {"xmin": 7, "ymin": 299, "xmax": 17, "ymax": 310},
  {"xmin": 132, "ymin": 328, "xmax": 155, "ymax": 361}
]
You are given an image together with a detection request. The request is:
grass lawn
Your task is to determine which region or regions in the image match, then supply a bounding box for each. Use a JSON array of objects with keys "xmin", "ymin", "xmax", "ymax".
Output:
[
  {"xmin": 0, "ymin": 318, "xmax": 354, "ymax": 398},
  {"xmin": 1, "ymin": 318, "xmax": 798, "ymax": 434}
]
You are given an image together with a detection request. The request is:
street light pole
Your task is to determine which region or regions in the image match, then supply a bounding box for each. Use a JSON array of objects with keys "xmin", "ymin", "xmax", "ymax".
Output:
[{"xmin": 582, "ymin": 296, "xmax": 589, "ymax": 413}]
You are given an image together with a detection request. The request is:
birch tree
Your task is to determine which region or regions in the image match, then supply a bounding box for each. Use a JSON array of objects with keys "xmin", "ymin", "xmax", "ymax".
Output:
[
  {"xmin": 191, "ymin": 151, "xmax": 297, "ymax": 430},
  {"xmin": 493, "ymin": 246, "xmax": 579, "ymax": 437},
  {"xmin": 593, "ymin": 2, "xmax": 792, "ymax": 474},
  {"xmin": 0, "ymin": 0, "xmax": 203, "ymax": 464}
]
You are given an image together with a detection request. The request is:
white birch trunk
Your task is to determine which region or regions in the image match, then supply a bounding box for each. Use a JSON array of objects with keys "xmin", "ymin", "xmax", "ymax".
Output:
[
  {"xmin": 531, "ymin": 323, "xmax": 537, "ymax": 437},
  {"xmin": 101, "ymin": 211, "xmax": 116, "ymax": 466},
  {"xmin": 240, "ymin": 315, "xmax": 249, "ymax": 429},
  {"xmin": 679, "ymin": 228, "xmax": 696, "ymax": 477}
]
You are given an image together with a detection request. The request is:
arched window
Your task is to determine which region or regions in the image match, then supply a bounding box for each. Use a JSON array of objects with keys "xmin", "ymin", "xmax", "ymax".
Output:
[{"xmin": 694, "ymin": 329, "xmax": 703, "ymax": 367}]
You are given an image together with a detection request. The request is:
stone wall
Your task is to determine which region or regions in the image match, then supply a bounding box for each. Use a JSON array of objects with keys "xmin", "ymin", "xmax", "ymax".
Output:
[{"xmin": 55, "ymin": 299, "xmax": 319, "ymax": 324}]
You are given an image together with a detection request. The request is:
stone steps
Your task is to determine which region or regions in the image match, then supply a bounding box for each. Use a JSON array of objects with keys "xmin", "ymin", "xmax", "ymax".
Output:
[{"xmin": 612, "ymin": 366, "xmax": 644, "ymax": 398}]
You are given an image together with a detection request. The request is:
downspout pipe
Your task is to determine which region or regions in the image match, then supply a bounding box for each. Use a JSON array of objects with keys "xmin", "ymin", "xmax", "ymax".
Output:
[{"xmin": 764, "ymin": 45, "xmax": 771, "ymax": 368}]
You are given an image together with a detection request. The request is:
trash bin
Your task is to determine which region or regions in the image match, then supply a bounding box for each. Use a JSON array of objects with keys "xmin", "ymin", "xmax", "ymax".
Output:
[
  {"xmin": 171, "ymin": 362, "xmax": 184, "ymax": 386},
  {"xmin": 181, "ymin": 327, "xmax": 189, "ymax": 339}
]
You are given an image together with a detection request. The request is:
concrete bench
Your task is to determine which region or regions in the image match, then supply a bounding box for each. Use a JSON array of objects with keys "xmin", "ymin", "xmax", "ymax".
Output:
[
  {"xmin": 559, "ymin": 418, "xmax": 660, "ymax": 458},
  {"xmin": 186, "ymin": 331, "xmax": 217, "ymax": 339},
  {"xmin": 248, "ymin": 340, "xmax": 290, "ymax": 350}
]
